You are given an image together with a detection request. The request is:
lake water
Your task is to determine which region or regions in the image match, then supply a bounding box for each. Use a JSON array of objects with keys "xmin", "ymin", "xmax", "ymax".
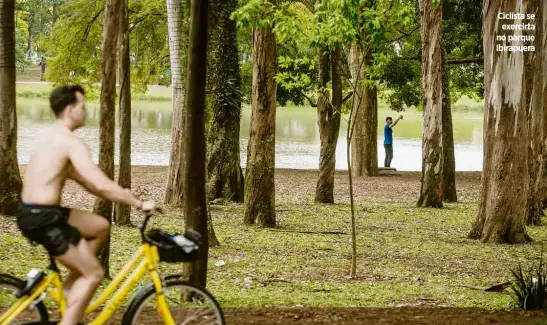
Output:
[{"xmin": 16, "ymin": 98, "xmax": 484, "ymax": 171}]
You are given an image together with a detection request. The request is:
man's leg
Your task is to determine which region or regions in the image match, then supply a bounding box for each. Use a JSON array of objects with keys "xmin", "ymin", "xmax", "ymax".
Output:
[
  {"xmin": 55, "ymin": 240, "xmax": 104, "ymax": 325},
  {"xmin": 384, "ymin": 145, "xmax": 389, "ymax": 167},
  {"xmin": 387, "ymin": 145, "xmax": 393, "ymax": 167},
  {"xmin": 64, "ymin": 210, "xmax": 110, "ymax": 290}
]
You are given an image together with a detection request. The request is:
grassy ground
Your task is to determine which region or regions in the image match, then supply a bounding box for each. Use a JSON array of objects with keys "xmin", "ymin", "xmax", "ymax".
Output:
[{"xmin": 1, "ymin": 168, "xmax": 546, "ymax": 312}]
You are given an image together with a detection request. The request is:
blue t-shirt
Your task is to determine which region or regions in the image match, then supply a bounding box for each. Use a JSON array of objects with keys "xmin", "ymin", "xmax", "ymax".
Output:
[{"xmin": 384, "ymin": 124, "xmax": 393, "ymax": 145}]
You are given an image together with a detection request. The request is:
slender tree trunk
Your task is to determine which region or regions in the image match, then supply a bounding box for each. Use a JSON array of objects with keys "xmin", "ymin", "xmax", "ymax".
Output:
[
  {"xmin": 114, "ymin": 0, "xmax": 132, "ymax": 226},
  {"xmin": 441, "ymin": 46, "xmax": 457, "ymax": 202},
  {"xmin": 182, "ymin": 0, "xmax": 209, "ymax": 288},
  {"xmin": 349, "ymin": 44, "xmax": 365, "ymax": 177},
  {"xmin": 52, "ymin": 4, "xmax": 59, "ymax": 25},
  {"xmin": 39, "ymin": 57, "xmax": 46, "ymax": 81},
  {"xmin": 349, "ymin": 44, "xmax": 378, "ymax": 177},
  {"xmin": 244, "ymin": 23, "xmax": 277, "ymax": 227},
  {"xmin": 315, "ymin": 48, "xmax": 342, "ymax": 203},
  {"xmin": 417, "ymin": 0, "xmax": 443, "ymax": 208},
  {"xmin": 164, "ymin": 0, "xmax": 186, "ymax": 206},
  {"xmin": 93, "ymin": 0, "xmax": 120, "ymax": 275},
  {"xmin": 206, "ymin": 0, "xmax": 244, "ymax": 203},
  {"xmin": 26, "ymin": 19, "xmax": 32, "ymax": 58},
  {"xmin": 525, "ymin": 0, "xmax": 543, "ymax": 225},
  {"xmin": 0, "ymin": 0, "xmax": 22, "ymax": 216},
  {"xmin": 468, "ymin": 0, "xmax": 531, "ymax": 244}
]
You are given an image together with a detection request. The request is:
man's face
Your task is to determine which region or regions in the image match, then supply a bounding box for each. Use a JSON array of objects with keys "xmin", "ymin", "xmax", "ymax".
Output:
[
  {"xmin": 68, "ymin": 92, "xmax": 87, "ymax": 128},
  {"xmin": 386, "ymin": 119, "xmax": 392, "ymax": 125}
]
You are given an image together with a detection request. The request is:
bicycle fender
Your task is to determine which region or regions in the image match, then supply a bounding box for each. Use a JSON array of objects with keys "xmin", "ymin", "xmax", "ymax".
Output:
[{"xmin": 0, "ymin": 273, "xmax": 24, "ymax": 284}]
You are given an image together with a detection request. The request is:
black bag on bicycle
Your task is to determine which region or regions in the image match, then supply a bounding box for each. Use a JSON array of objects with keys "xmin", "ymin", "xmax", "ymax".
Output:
[{"xmin": 145, "ymin": 229, "xmax": 201, "ymax": 263}]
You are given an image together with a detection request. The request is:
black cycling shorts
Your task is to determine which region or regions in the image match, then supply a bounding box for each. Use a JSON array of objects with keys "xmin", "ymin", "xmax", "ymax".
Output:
[{"xmin": 15, "ymin": 203, "xmax": 82, "ymax": 256}]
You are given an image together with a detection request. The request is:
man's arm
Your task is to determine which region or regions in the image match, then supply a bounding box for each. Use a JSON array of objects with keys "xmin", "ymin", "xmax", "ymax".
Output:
[
  {"xmin": 390, "ymin": 114, "xmax": 403, "ymax": 128},
  {"xmin": 67, "ymin": 138, "xmax": 143, "ymax": 209}
]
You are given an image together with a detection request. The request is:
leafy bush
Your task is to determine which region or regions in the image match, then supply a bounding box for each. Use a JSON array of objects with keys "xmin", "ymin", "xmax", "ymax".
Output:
[{"xmin": 510, "ymin": 253, "xmax": 547, "ymax": 310}]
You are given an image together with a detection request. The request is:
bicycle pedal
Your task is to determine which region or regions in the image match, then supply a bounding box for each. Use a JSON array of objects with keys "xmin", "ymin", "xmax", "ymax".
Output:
[{"xmin": 16, "ymin": 269, "xmax": 45, "ymax": 298}]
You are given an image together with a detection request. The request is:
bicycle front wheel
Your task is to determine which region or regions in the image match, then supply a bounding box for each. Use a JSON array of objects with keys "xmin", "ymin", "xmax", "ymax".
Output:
[
  {"xmin": 123, "ymin": 279, "xmax": 225, "ymax": 325},
  {"xmin": 0, "ymin": 274, "xmax": 49, "ymax": 325}
]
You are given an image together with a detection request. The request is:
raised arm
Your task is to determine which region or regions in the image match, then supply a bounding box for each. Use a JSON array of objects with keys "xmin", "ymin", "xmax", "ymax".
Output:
[
  {"xmin": 67, "ymin": 138, "xmax": 143, "ymax": 209},
  {"xmin": 390, "ymin": 114, "xmax": 403, "ymax": 128}
]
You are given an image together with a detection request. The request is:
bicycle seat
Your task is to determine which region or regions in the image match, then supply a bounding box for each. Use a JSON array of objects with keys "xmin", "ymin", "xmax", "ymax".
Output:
[{"xmin": 16, "ymin": 269, "xmax": 45, "ymax": 298}]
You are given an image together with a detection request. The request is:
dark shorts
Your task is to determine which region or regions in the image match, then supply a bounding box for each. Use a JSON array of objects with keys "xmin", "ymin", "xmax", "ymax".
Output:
[{"xmin": 15, "ymin": 203, "xmax": 82, "ymax": 256}]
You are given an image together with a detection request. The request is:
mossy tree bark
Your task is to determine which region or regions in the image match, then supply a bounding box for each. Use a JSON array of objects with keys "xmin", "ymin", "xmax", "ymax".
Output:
[
  {"xmin": 315, "ymin": 48, "xmax": 342, "ymax": 203},
  {"xmin": 0, "ymin": 0, "xmax": 22, "ymax": 216},
  {"xmin": 206, "ymin": 0, "xmax": 244, "ymax": 203},
  {"xmin": 244, "ymin": 18, "xmax": 277, "ymax": 227}
]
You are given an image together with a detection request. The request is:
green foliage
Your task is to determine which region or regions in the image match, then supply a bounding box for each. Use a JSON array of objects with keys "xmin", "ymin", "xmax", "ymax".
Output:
[
  {"xmin": 231, "ymin": 0, "xmax": 278, "ymax": 29},
  {"xmin": 510, "ymin": 252, "xmax": 547, "ymax": 310},
  {"xmin": 128, "ymin": 0, "xmax": 170, "ymax": 92},
  {"xmin": 40, "ymin": 0, "xmax": 102, "ymax": 89},
  {"xmin": 381, "ymin": 0, "xmax": 483, "ymax": 111},
  {"xmin": 15, "ymin": 24, "xmax": 30, "ymax": 71},
  {"xmin": 39, "ymin": 0, "xmax": 169, "ymax": 93},
  {"xmin": 240, "ymin": 60, "xmax": 253, "ymax": 103}
]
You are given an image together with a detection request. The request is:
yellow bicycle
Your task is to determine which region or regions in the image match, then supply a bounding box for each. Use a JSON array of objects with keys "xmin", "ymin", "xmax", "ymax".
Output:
[{"xmin": 0, "ymin": 211, "xmax": 224, "ymax": 325}]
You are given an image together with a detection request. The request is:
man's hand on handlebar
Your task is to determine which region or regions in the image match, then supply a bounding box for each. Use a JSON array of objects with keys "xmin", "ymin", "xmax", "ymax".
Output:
[{"xmin": 139, "ymin": 200, "xmax": 157, "ymax": 214}]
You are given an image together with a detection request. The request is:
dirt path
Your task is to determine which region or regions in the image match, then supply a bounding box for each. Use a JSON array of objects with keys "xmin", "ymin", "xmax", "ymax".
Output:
[
  {"xmin": 98, "ymin": 307, "xmax": 545, "ymax": 324},
  {"xmin": 222, "ymin": 307, "xmax": 546, "ymax": 325}
]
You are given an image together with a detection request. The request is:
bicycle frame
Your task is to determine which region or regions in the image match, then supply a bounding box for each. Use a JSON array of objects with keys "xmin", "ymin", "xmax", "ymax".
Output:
[{"xmin": 0, "ymin": 243, "xmax": 175, "ymax": 325}]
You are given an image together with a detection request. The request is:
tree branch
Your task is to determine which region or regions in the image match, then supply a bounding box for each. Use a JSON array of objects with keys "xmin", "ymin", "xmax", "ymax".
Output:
[
  {"xmin": 342, "ymin": 91, "xmax": 354, "ymax": 104},
  {"xmin": 396, "ymin": 56, "xmax": 484, "ymax": 65},
  {"xmin": 83, "ymin": 7, "xmax": 104, "ymax": 40},
  {"xmin": 298, "ymin": 89, "xmax": 317, "ymax": 107},
  {"xmin": 448, "ymin": 58, "xmax": 483, "ymax": 65}
]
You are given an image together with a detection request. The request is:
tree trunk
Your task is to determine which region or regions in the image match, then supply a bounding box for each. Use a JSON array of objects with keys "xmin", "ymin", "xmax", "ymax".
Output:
[
  {"xmin": 315, "ymin": 48, "xmax": 342, "ymax": 203},
  {"xmin": 114, "ymin": 0, "xmax": 132, "ymax": 226},
  {"xmin": 52, "ymin": 4, "xmax": 59, "ymax": 25},
  {"xmin": 0, "ymin": 0, "xmax": 22, "ymax": 216},
  {"xmin": 441, "ymin": 46, "xmax": 457, "ymax": 202},
  {"xmin": 206, "ymin": 0, "xmax": 244, "ymax": 203},
  {"xmin": 468, "ymin": 0, "xmax": 531, "ymax": 244},
  {"xmin": 417, "ymin": 0, "xmax": 443, "ymax": 208},
  {"xmin": 542, "ymin": 2, "xmax": 547, "ymax": 209},
  {"xmin": 39, "ymin": 57, "xmax": 46, "ymax": 81},
  {"xmin": 243, "ymin": 24, "xmax": 277, "ymax": 227},
  {"xmin": 26, "ymin": 18, "xmax": 32, "ymax": 58},
  {"xmin": 93, "ymin": 0, "xmax": 120, "ymax": 275},
  {"xmin": 164, "ymin": 0, "xmax": 186, "ymax": 206},
  {"xmin": 182, "ymin": 0, "xmax": 209, "ymax": 288},
  {"xmin": 349, "ymin": 44, "xmax": 378, "ymax": 177},
  {"xmin": 524, "ymin": 0, "xmax": 543, "ymax": 226}
]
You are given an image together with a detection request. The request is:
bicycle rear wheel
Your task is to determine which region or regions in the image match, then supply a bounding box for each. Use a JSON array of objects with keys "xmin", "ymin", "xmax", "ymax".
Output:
[
  {"xmin": 0, "ymin": 274, "xmax": 49, "ymax": 325},
  {"xmin": 123, "ymin": 279, "xmax": 224, "ymax": 325}
]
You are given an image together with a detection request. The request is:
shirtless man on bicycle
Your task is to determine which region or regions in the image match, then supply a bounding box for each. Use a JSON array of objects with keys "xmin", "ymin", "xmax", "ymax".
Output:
[{"xmin": 13, "ymin": 85, "xmax": 155, "ymax": 325}]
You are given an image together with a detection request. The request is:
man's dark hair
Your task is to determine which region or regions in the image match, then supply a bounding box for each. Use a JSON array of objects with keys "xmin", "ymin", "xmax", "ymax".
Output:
[
  {"xmin": 49, "ymin": 85, "xmax": 85, "ymax": 117},
  {"xmin": 386, "ymin": 117, "xmax": 392, "ymax": 122}
]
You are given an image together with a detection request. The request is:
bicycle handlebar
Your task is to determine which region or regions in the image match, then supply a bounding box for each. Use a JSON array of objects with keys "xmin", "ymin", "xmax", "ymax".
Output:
[{"xmin": 139, "ymin": 207, "xmax": 164, "ymax": 242}]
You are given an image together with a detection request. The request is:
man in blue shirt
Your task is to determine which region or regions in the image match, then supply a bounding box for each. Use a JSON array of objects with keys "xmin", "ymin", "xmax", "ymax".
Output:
[{"xmin": 384, "ymin": 115, "xmax": 403, "ymax": 167}]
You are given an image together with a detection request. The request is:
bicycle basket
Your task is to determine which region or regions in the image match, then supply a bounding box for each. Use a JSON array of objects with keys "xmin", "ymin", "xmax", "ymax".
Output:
[{"xmin": 146, "ymin": 229, "xmax": 201, "ymax": 263}]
